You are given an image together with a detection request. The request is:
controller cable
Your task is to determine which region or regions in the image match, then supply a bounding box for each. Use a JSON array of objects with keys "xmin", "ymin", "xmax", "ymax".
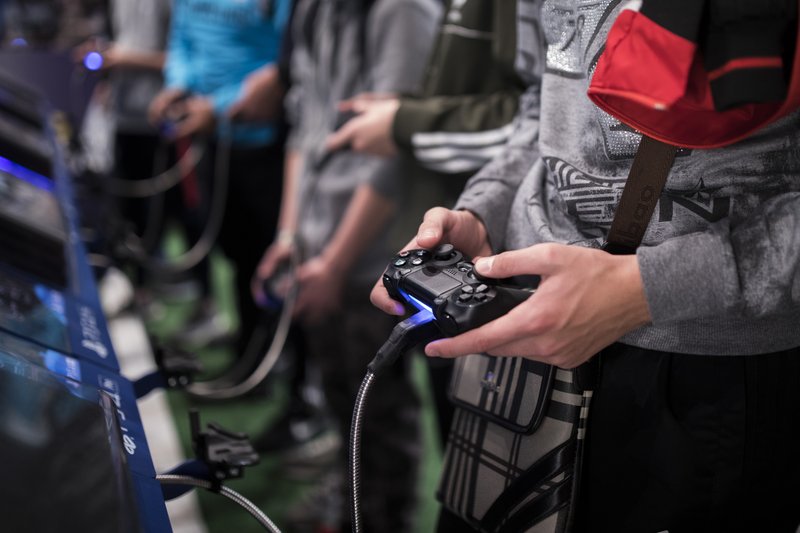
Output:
[
  {"xmin": 185, "ymin": 248, "xmax": 299, "ymax": 399},
  {"xmin": 184, "ymin": 141, "xmax": 333, "ymax": 399},
  {"xmin": 157, "ymin": 474, "xmax": 281, "ymax": 533},
  {"xmin": 104, "ymin": 140, "xmax": 205, "ymax": 198},
  {"xmin": 118, "ymin": 127, "xmax": 231, "ymax": 276},
  {"xmin": 349, "ymin": 311, "xmax": 442, "ymax": 533}
]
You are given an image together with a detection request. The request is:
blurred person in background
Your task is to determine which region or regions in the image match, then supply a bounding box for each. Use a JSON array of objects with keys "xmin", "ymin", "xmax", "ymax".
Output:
[
  {"xmin": 73, "ymin": 0, "xmax": 171, "ymax": 307},
  {"xmin": 252, "ymin": 0, "xmax": 442, "ymax": 529},
  {"xmin": 325, "ymin": 0, "xmax": 530, "ymax": 445},
  {"xmin": 4, "ymin": 0, "xmax": 105, "ymax": 49},
  {"xmin": 148, "ymin": 0, "xmax": 292, "ymax": 356}
]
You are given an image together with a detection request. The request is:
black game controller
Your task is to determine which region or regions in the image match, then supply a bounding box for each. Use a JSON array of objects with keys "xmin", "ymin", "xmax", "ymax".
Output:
[
  {"xmin": 382, "ymin": 244, "xmax": 534, "ymax": 337},
  {"xmin": 259, "ymin": 257, "xmax": 294, "ymax": 311}
]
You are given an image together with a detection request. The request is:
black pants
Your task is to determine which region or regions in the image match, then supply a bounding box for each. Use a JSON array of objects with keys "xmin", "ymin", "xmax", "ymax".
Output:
[
  {"xmin": 437, "ymin": 344, "xmax": 800, "ymax": 533},
  {"xmin": 195, "ymin": 141, "xmax": 284, "ymax": 355},
  {"xmin": 579, "ymin": 344, "xmax": 800, "ymax": 533}
]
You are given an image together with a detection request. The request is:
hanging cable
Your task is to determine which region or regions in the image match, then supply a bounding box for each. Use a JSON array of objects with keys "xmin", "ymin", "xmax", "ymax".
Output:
[
  {"xmin": 104, "ymin": 141, "xmax": 205, "ymax": 198},
  {"xmin": 156, "ymin": 474, "xmax": 281, "ymax": 533},
  {"xmin": 120, "ymin": 128, "xmax": 231, "ymax": 276},
  {"xmin": 186, "ymin": 250, "xmax": 299, "ymax": 399}
]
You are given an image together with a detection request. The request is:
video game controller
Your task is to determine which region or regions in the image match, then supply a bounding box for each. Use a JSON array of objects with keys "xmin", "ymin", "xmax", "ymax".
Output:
[
  {"xmin": 259, "ymin": 257, "xmax": 294, "ymax": 311},
  {"xmin": 382, "ymin": 244, "xmax": 534, "ymax": 337}
]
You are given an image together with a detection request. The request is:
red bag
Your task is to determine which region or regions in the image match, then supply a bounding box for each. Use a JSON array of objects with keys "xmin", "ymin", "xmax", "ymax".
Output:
[{"xmin": 588, "ymin": 1, "xmax": 800, "ymax": 149}]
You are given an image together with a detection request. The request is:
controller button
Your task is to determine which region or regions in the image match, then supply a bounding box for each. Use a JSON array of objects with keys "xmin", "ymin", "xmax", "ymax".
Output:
[
  {"xmin": 394, "ymin": 258, "xmax": 408, "ymax": 267},
  {"xmin": 458, "ymin": 293, "xmax": 472, "ymax": 303},
  {"xmin": 399, "ymin": 250, "xmax": 410, "ymax": 257},
  {"xmin": 461, "ymin": 286, "xmax": 474, "ymax": 294},
  {"xmin": 411, "ymin": 257, "xmax": 424, "ymax": 266},
  {"xmin": 458, "ymin": 265, "xmax": 471, "ymax": 272},
  {"xmin": 473, "ymin": 293, "xmax": 488, "ymax": 302},
  {"xmin": 414, "ymin": 250, "xmax": 429, "ymax": 257},
  {"xmin": 476, "ymin": 284, "xmax": 489, "ymax": 293}
]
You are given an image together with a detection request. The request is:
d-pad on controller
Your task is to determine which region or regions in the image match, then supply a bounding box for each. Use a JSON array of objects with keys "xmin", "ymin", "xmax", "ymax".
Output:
[{"xmin": 383, "ymin": 244, "xmax": 534, "ymax": 336}]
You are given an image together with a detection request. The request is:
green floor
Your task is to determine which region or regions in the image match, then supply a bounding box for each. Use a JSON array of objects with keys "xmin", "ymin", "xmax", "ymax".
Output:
[{"xmin": 146, "ymin": 253, "xmax": 443, "ymax": 532}]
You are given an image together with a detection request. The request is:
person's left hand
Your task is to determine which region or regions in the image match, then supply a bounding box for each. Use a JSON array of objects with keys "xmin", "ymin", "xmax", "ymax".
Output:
[
  {"xmin": 424, "ymin": 243, "xmax": 653, "ymax": 368},
  {"xmin": 172, "ymin": 96, "xmax": 216, "ymax": 139},
  {"xmin": 325, "ymin": 96, "xmax": 400, "ymax": 156},
  {"xmin": 293, "ymin": 255, "xmax": 344, "ymax": 325}
]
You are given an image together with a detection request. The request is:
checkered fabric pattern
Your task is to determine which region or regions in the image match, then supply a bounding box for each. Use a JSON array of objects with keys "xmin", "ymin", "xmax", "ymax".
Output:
[{"xmin": 439, "ymin": 354, "xmax": 592, "ymax": 532}]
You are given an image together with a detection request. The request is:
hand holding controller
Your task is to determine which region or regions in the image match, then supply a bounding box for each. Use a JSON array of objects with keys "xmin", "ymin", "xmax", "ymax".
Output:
[{"xmin": 382, "ymin": 244, "xmax": 534, "ymax": 337}]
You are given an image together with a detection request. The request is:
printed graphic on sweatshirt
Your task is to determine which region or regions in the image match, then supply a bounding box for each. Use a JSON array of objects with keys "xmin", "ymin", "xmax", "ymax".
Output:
[
  {"xmin": 543, "ymin": 155, "xmax": 731, "ymax": 239},
  {"xmin": 542, "ymin": 0, "xmax": 619, "ymax": 79},
  {"xmin": 543, "ymin": 156, "xmax": 625, "ymax": 234}
]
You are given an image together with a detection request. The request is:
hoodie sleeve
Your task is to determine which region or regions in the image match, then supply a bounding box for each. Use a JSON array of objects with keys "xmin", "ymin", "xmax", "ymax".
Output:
[{"xmin": 359, "ymin": 0, "xmax": 443, "ymax": 198}]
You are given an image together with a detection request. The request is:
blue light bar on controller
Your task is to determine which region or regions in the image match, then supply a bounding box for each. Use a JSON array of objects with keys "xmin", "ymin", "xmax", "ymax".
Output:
[
  {"xmin": 0, "ymin": 155, "xmax": 53, "ymax": 191},
  {"xmin": 407, "ymin": 307, "xmax": 435, "ymax": 326},
  {"xmin": 83, "ymin": 52, "xmax": 104, "ymax": 71},
  {"xmin": 399, "ymin": 288, "xmax": 433, "ymax": 315}
]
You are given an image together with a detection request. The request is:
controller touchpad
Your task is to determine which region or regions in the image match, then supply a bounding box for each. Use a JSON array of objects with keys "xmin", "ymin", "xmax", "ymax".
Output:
[{"xmin": 406, "ymin": 269, "xmax": 461, "ymax": 300}]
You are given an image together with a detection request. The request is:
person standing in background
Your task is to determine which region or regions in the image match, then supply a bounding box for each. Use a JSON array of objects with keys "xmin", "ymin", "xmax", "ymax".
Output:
[
  {"xmin": 325, "ymin": 0, "xmax": 531, "ymax": 444},
  {"xmin": 149, "ymin": 0, "xmax": 292, "ymax": 358},
  {"xmin": 252, "ymin": 0, "xmax": 442, "ymax": 529}
]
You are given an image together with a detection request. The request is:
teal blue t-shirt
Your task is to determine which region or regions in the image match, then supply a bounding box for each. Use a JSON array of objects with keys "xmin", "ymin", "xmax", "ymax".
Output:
[{"xmin": 164, "ymin": 0, "xmax": 292, "ymax": 146}]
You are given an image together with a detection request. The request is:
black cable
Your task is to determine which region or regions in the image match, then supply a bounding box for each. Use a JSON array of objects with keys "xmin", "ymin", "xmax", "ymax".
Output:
[
  {"xmin": 120, "ymin": 131, "xmax": 230, "ymax": 276},
  {"xmin": 186, "ymin": 249, "xmax": 299, "ymax": 399},
  {"xmin": 104, "ymin": 141, "xmax": 205, "ymax": 198}
]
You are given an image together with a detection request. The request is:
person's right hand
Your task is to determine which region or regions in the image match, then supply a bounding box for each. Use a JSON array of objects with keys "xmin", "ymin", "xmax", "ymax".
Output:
[
  {"xmin": 251, "ymin": 238, "xmax": 295, "ymax": 306},
  {"xmin": 148, "ymin": 88, "xmax": 187, "ymax": 126},
  {"xmin": 227, "ymin": 65, "xmax": 285, "ymax": 123},
  {"xmin": 370, "ymin": 207, "xmax": 492, "ymax": 315}
]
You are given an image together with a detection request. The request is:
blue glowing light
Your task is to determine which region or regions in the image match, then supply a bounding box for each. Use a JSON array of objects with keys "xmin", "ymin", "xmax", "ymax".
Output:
[
  {"xmin": 83, "ymin": 52, "xmax": 104, "ymax": 71},
  {"xmin": 399, "ymin": 289, "xmax": 433, "ymax": 315},
  {"xmin": 0, "ymin": 155, "xmax": 53, "ymax": 191},
  {"xmin": 10, "ymin": 38, "xmax": 28, "ymax": 47}
]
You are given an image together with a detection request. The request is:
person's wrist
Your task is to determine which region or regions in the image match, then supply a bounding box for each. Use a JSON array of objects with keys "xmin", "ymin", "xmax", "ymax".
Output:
[
  {"xmin": 617, "ymin": 254, "xmax": 652, "ymax": 327},
  {"xmin": 319, "ymin": 247, "xmax": 350, "ymax": 276},
  {"xmin": 275, "ymin": 229, "xmax": 295, "ymax": 247}
]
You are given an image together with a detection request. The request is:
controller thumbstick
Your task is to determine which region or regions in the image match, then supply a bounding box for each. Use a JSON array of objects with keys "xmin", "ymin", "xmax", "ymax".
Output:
[{"xmin": 434, "ymin": 244, "xmax": 455, "ymax": 260}]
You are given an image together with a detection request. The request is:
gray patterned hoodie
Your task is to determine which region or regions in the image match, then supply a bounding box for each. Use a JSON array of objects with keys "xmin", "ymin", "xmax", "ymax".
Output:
[{"xmin": 456, "ymin": 0, "xmax": 800, "ymax": 355}]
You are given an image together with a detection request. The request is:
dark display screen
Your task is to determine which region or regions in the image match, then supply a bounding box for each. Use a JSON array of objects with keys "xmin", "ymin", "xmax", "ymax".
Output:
[
  {"xmin": 0, "ymin": 270, "xmax": 70, "ymax": 352},
  {"xmin": 0, "ymin": 350, "xmax": 140, "ymax": 532}
]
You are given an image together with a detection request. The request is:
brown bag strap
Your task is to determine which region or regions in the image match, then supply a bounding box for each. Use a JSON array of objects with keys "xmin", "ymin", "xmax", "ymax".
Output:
[{"xmin": 603, "ymin": 135, "xmax": 679, "ymax": 255}]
